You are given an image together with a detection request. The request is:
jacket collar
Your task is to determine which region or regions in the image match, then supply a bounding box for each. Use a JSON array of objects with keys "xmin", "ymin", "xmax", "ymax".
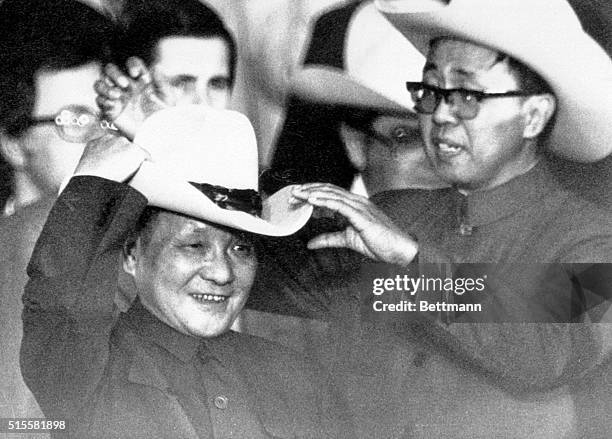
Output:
[
  {"xmin": 125, "ymin": 297, "xmax": 236, "ymax": 366},
  {"xmin": 453, "ymin": 160, "xmax": 560, "ymax": 230},
  {"xmin": 126, "ymin": 298, "xmax": 200, "ymax": 363}
]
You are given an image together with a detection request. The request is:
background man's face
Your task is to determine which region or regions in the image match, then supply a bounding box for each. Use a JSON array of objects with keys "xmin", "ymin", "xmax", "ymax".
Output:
[
  {"xmin": 18, "ymin": 62, "xmax": 101, "ymax": 196},
  {"xmin": 420, "ymin": 38, "xmax": 535, "ymax": 191},
  {"xmin": 361, "ymin": 114, "xmax": 446, "ymax": 193},
  {"xmin": 341, "ymin": 113, "xmax": 446, "ymax": 195},
  {"xmin": 125, "ymin": 211, "xmax": 256, "ymax": 338},
  {"xmin": 151, "ymin": 36, "xmax": 231, "ymax": 109}
]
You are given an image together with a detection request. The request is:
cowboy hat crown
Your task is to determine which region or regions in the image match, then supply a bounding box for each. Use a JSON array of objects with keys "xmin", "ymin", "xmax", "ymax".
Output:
[{"xmin": 131, "ymin": 105, "xmax": 312, "ymax": 236}]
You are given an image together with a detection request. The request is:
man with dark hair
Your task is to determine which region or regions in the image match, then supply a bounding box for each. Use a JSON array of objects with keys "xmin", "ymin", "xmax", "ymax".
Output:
[
  {"xmin": 20, "ymin": 106, "xmax": 350, "ymax": 438},
  {"xmin": 0, "ymin": 0, "xmax": 115, "ymax": 424},
  {"xmin": 254, "ymin": 0, "xmax": 612, "ymax": 437},
  {"xmin": 95, "ymin": 0, "xmax": 236, "ymax": 141},
  {"xmin": 119, "ymin": 0, "xmax": 236, "ymax": 87},
  {"xmin": 99, "ymin": 0, "xmax": 235, "ymax": 119},
  {"xmin": 0, "ymin": 0, "xmax": 114, "ymax": 202}
]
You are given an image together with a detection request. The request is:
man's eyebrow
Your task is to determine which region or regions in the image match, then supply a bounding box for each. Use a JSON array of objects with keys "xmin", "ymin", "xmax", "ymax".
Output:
[
  {"xmin": 451, "ymin": 67, "xmax": 476, "ymax": 79},
  {"xmin": 165, "ymin": 73, "xmax": 197, "ymax": 82},
  {"xmin": 424, "ymin": 62, "xmax": 477, "ymax": 79}
]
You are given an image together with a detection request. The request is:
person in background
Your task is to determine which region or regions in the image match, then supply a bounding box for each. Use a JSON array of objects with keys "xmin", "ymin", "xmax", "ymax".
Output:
[
  {"xmin": 0, "ymin": 0, "xmax": 114, "ymax": 426},
  {"xmin": 262, "ymin": 0, "xmax": 371, "ymax": 192},
  {"xmin": 95, "ymin": 0, "xmax": 235, "ymax": 139},
  {"xmin": 257, "ymin": 0, "xmax": 612, "ymax": 436},
  {"xmin": 262, "ymin": 1, "xmax": 446, "ymax": 197}
]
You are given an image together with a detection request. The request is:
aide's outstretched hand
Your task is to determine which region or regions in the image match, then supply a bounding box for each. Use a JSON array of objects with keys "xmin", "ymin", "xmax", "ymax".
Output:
[
  {"xmin": 291, "ymin": 183, "xmax": 418, "ymax": 265},
  {"xmin": 74, "ymin": 134, "xmax": 150, "ymax": 183},
  {"xmin": 94, "ymin": 57, "xmax": 167, "ymax": 140}
]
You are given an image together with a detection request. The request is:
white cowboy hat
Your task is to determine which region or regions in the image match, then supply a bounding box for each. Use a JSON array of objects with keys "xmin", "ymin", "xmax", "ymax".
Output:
[
  {"xmin": 130, "ymin": 105, "xmax": 312, "ymax": 236},
  {"xmin": 375, "ymin": 0, "xmax": 612, "ymax": 162},
  {"xmin": 289, "ymin": 1, "xmax": 425, "ymax": 114}
]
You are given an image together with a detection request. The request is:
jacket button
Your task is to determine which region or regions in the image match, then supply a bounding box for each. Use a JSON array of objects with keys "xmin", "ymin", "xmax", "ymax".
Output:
[
  {"xmin": 459, "ymin": 224, "xmax": 473, "ymax": 236},
  {"xmin": 214, "ymin": 395, "xmax": 229, "ymax": 410},
  {"xmin": 413, "ymin": 351, "xmax": 427, "ymax": 368}
]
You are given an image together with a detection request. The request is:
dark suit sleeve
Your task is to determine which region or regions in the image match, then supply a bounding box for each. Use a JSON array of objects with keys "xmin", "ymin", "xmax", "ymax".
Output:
[
  {"xmin": 20, "ymin": 176, "xmax": 147, "ymax": 420},
  {"xmin": 402, "ymin": 263, "xmax": 609, "ymax": 394}
]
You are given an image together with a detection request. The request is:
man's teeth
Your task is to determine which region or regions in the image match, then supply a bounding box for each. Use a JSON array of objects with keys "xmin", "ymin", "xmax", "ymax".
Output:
[
  {"xmin": 438, "ymin": 142, "xmax": 461, "ymax": 153},
  {"xmin": 191, "ymin": 294, "xmax": 227, "ymax": 303}
]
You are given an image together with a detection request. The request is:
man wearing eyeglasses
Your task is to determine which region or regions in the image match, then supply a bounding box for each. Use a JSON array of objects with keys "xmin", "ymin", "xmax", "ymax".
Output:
[
  {"xmin": 286, "ymin": 0, "xmax": 612, "ymax": 437},
  {"xmin": 0, "ymin": 1, "xmax": 114, "ymax": 211},
  {"xmin": 0, "ymin": 0, "xmax": 115, "ymax": 427}
]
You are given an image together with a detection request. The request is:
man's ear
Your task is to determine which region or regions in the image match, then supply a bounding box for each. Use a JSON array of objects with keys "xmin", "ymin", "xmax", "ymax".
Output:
[
  {"xmin": 339, "ymin": 122, "xmax": 367, "ymax": 171},
  {"xmin": 0, "ymin": 132, "xmax": 27, "ymax": 171},
  {"xmin": 122, "ymin": 236, "xmax": 140, "ymax": 277},
  {"xmin": 522, "ymin": 93, "xmax": 556, "ymax": 139}
]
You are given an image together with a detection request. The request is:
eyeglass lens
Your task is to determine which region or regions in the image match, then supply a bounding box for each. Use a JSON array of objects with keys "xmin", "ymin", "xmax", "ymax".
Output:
[
  {"xmin": 411, "ymin": 86, "xmax": 479, "ymax": 119},
  {"xmin": 54, "ymin": 105, "xmax": 115, "ymax": 143}
]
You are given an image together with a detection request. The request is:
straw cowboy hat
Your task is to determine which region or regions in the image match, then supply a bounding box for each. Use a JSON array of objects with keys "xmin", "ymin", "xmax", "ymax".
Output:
[
  {"xmin": 289, "ymin": 1, "xmax": 425, "ymax": 114},
  {"xmin": 129, "ymin": 105, "xmax": 312, "ymax": 236},
  {"xmin": 375, "ymin": 0, "xmax": 612, "ymax": 162}
]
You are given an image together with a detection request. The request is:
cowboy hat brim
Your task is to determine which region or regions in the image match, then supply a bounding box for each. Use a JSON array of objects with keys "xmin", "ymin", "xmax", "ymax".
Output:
[
  {"xmin": 376, "ymin": 0, "xmax": 612, "ymax": 162},
  {"xmin": 290, "ymin": 65, "xmax": 413, "ymax": 115},
  {"xmin": 129, "ymin": 161, "xmax": 313, "ymax": 237}
]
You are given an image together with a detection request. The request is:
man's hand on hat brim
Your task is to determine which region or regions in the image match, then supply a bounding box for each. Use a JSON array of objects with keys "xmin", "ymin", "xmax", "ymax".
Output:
[{"xmin": 290, "ymin": 183, "xmax": 418, "ymax": 265}]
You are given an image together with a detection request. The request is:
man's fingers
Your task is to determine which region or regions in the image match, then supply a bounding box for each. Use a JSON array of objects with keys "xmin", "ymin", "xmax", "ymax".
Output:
[
  {"xmin": 94, "ymin": 80, "xmax": 123, "ymax": 100},
  {"xmin": 293, "ymin": 184, "xmax": 366, "ymax": 205},
  {"xmin": 293, "ymin": 186, "xmax": 371, "ymax": 215},
  {"xmin": 103, "ymin": 75, "xmax": 115, "ymax": 88},
  {"xmin": 307, "ymin": 232, "xmax": 349, "ymax": 250},
  {"xmin": 125, "ymin": 57, "xmax": 152, "ymax": 84},
  {"xmin": 104, "ymin": 63, "xmax": 130, "ymax": 88},
  {"xmin": 302, "ymin": 196, "xmax": 377, "ymax": 234},
  {"xmin": 95, "ymin": 96, "xmax": 117, "ymax": 112},
  {"xmin": 296, "ymin": 182, "xmax": 339, "ymax": 190}
]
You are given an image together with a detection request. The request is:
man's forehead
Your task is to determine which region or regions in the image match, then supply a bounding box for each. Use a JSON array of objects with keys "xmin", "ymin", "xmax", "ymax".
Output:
[
  {"xmin": 425, "ymin": 37, "xmax": 503, "ymax": 74},
  {"xmin": 32, "ymin": 62, "xmax": 101, "ymax": 117},
  {"xmin": 153, "ymin": 210, "xmax": 250, "ymax": 241},
  {"xmin": 153, "ymin": 35, "xmax": 230, "ymax": 74}
]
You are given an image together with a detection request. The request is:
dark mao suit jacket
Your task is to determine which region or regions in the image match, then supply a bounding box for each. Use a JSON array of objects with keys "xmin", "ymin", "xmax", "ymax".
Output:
[{"xmin": 20, "ymin": 176, "xmax": 351, "ymax": 439}]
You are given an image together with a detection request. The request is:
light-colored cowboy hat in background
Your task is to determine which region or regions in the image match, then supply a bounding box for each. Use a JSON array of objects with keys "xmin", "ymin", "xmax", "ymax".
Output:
[
  {"xmin": 130, "ymin": 105, "xmax": 312, "ymax": 236},
  {"xmin": 289, "ymin": 1, "xmax": 425, "ymax": 114},
  {"xmin": 375, "ymin": 0, "xmax": 612, "ymax": 163},
  {"xmin": 288, "ymin": 2, "xmax": 448, "ymax": 192}
]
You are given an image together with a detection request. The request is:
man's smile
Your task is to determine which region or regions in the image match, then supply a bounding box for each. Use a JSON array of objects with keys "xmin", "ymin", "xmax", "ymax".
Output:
[{"xmin": 189, "ymin": 293, "xmax": 228, "ymax": 304}]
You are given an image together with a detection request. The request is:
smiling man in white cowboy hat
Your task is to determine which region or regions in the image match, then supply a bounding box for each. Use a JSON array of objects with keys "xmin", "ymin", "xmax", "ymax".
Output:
[
  {"xmin": 20, "ymin": 105, "xmax": 352, "ymax": 439},
  {"xmin": 279, "ymin": 0, "xmax": 612, "ymax": 437}
]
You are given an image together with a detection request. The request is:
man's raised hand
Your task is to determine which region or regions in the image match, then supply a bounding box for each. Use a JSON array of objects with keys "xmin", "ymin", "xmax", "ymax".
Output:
[
  {"xmin": 291, "ymin": 183, "xmax": 418, "ymax": 265},
  {"xmin": 94, "ymin": 57, "xmax": 166, "ymax": 140}
]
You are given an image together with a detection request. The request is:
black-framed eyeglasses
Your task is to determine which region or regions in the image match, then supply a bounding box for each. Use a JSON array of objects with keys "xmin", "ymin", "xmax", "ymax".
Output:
[
  {"xmin": 28, "ymin": 104, "xmax": 116, "ymax": 143},
  {"xmin": 405, "ymin": 82, "xmax": 535, "ymax": 120}
]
